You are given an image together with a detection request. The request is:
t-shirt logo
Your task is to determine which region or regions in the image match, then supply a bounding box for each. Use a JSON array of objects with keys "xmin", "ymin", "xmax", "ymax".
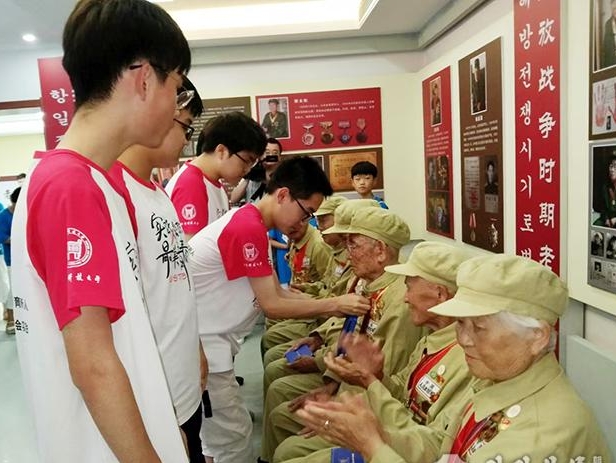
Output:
[
  {"xmin": 182, "ymin": 204, "xmax": 197, "ymax": 220},
  {"xmin": 67, "ymin": 227, "xmax": 93, "ymax": 268},
  {"xmin": 242, "ymin": 243, "xmax": 259, "ymax": 262}
]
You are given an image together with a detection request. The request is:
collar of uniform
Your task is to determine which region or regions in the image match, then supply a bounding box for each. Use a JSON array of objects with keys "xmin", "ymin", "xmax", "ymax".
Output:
[
  {"xmin": 293, "ymin": 224, "xmax": 317, "ymax": 249},
  {"xmin": 424, "ymin": 323, "xmax": 457, "ymax": 355},
  {"xmin": 332, "ymin": 246, "xmax": 348, "ymax": 261},
  {"xmin": 364, "ymin": 270, "xmax": 401, "ymax": 294},
  {"xmin": 471, "ymin": 353, "xmax": 562, "ymax": 420}
]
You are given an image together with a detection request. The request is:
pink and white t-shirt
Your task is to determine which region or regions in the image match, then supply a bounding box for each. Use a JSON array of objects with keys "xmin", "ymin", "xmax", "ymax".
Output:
[
  {"xmin": 165, "ymin": 162, "xmax": 229, "ymax": 235},
  {"xmin": 12, "ymin": 150, "xmax": 187, "ymax": 462},
  {"xmin": 189, "ymin": 204, "xmax": 272, "ymax": 373},
  {"xmin": 110, "ymin": 162, "xmax": 201, "ymax": 426}
]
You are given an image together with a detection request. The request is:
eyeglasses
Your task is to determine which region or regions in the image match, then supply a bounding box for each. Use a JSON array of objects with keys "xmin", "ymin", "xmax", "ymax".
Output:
[
  {"xmin": 174, "ymin": 118, "xmax": 194, "ymax": 141},
  {"xmin": 294, "ymin": 198, "xmax": 315, "ymax": 223},
  {"xmin": 233, "ymin": 152, "xmax": 259, "ymax": 168},
  {"xmin": 128, "ymin": 62, "xmax": 193, "ymax": 110},
  {"xmin": 176, "ymin": 89, "xmax": 195, "ymax": 110}
]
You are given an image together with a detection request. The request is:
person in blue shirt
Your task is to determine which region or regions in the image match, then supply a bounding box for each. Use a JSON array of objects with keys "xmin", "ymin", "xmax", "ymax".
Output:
[
  {"xmin": 0, "ymin": 187, "xmax": 19, "ymax": 334},
  {"xmin": 350, "ymin": 161, "xmax": 388, "ymax": 209},
  {"xmin": 269, "ymin": 228, "xmax": 291, "ymax": 286}
]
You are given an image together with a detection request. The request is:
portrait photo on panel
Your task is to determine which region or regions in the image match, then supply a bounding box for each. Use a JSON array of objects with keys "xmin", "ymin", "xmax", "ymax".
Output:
[
  {"xmin": 591, "ymin": 144, "xmax": 616, "ymax": 228},
  {"xmin": 430, "ymin": 76, "xmax": 442, "ymax": 126},
  {"xmin": 591, "ymin": 77, "xmax": 616, "ymax": 135},
  {"xmin": 427, "ymin": 192, "xmax": 451, "ymax": 233},
  {"xmin": 591, "ymin": 230, "xmax": 605, "ymax": 257},
  {"xmin": 258, "ymin": 96, "xmax": 290, "ymax": 139},
  {"xmin": 606, "ymin": 232, "xmax": 616, "ymax": 259},
  {"xmin": 470, "ymin": 51, "xmax": 487, "ymax": 114},
  {"xmin": 592, "ymin": 0, "xmax": 616, "ymax": 72}
]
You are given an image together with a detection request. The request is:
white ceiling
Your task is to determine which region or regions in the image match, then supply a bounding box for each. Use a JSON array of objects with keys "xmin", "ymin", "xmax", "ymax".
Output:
[{"xmin": 0, "ymin": 0, "xmax": 490, "ymax": 59}]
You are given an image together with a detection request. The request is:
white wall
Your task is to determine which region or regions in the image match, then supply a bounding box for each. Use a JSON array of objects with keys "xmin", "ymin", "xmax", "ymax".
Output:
[
  {"xmin": 0, "ymin": 47, "xmax": 62, "ymax": 102},
  {"xmin": 0, "ymin": 133, "xmax": 44, "ymax": 175}
]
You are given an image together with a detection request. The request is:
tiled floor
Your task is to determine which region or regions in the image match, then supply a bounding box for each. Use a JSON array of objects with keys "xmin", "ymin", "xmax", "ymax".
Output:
[{"xmin": 0, "ymin": 318, "xmax": 265, "ymax": 462}]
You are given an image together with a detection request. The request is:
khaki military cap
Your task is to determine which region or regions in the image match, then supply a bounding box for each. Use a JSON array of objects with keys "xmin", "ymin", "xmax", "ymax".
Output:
[
  {"xmin": 322, "ymin": 199, "xmax": 380, "ymax": 235},
  {"xmin": 384, "ymin": 242, "xmax": 470, "ymax": 292},
  {"xmin": 314, "ymin": 195, "xmax": 347, "ymax": 217},
  {"xmin": 344, "ymin": 207, "xmax": 410, "ymax": 249},
  {"xmin": 429, "ymin": 254, "xmax": 568, "ymax": 325}
]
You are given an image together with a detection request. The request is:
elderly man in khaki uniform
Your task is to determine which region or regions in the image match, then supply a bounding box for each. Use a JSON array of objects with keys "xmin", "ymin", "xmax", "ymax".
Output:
[
  {"xmin": 292, "ymin": 254, "xmax": 611, "ymax": 463},
  {"xmin": 258, "ymin": 207, "xmax": 425, "ymax": 463},
  {"xmin": 273, "ymin": 241, "xmax": 473, "ymax": 462},
  {"xmin": 261, "ymin": 198, "xmax": 379, "ymax": 365}
]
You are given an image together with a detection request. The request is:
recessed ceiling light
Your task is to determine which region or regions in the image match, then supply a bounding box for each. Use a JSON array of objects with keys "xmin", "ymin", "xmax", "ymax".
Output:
[{"xmin": 22, "ymin": 33, "xmax": 37, "ymax": 42}]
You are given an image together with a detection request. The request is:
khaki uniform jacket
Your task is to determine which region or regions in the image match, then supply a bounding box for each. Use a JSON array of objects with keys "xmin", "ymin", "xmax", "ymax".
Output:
[
  {"xmin": 367, "ymin": 323, "xmax": 472, "ymax": 428},
  {"xmin": 370, "ymin": 353, "xmax": 611, "ymax": 463},
  {"xmin": 287, "ymin": 225, "xmax": 331, "ymax": 286},
  {"xmin": 299, "ymin": 247, "xmax": 354, "ymax": 298},
  {"xmin": 323, "ymin": 272, "xmax": 424, "ymax": 385}
]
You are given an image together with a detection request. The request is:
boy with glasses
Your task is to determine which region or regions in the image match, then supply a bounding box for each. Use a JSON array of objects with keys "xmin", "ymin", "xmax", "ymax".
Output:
[
  {"xmin": 11, "ymin": 0, "xmax": 191, "ymax": 461},
  {"xmin": 189, "ymin": 157, "xmax": 371, "ymax": 463},
  {"xmin": 109, "ymin": 76, "xmax": 207, "ymax": 462},
  {"xmin": 166, "ymin": 112, "xmax": 266, "ymax": 241}
]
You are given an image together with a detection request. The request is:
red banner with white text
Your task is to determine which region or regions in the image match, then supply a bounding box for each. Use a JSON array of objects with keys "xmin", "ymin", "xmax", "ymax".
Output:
[
  {"xmin": 515, "ymin": 0, "xmax": 561, "ymax": 274},
  {"xmin": 38, "ymin": 57, "xmax": 75, "ymax": 150}
]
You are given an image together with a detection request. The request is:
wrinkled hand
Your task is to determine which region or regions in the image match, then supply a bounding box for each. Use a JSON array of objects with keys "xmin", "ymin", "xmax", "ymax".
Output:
[
  {"xmin": 324, "ymin": 352, "xmax": 378, "ymax": 389},
  {"xmin": 286, "ymin": 335, "xmax": 323, "ymax": 354},
  {"xmin": 289, "ymin": 356, "xmax": 319, "ymax": 373},
  {"xmin": 330, "ymin": 334, "xmax": 384, "ymax": 387},
  {"xmin": 295, "ymin": 392, "xmax": 387, "ymax": 460},
  {"xmin": 333, "ymin": 293, "xmax": 370, "ymax": 317},
  {"xmin": 288, "ymin": 382, "xmax": 338, "ymax": 413}
]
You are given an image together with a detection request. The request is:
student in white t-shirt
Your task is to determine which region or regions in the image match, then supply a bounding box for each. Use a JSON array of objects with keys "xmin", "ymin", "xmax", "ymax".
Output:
[
  {"xmin": 189, "ymin": 157, "xmax": 372, "ymax": 463},
  {"xmin": 12, "ymin": 1, "xmax": 192, "ymax": 462},
  {"xmin": 166, "ymin": 112, "xmax": 266, "ymax": 241},
  {"xmin": 110, "ymin": 75, "xmax": 207, "ymax": 463}
]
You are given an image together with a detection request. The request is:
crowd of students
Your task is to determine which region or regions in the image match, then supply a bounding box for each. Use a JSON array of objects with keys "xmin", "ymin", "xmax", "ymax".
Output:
[{"xmin": 9, "ymin": 1, "xmax": 610, "ymax": 463}]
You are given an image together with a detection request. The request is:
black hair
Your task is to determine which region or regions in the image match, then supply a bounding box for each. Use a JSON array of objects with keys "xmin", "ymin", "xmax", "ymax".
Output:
[
  {"xmin": 266, "ymin": 138, "xmax": 283, "ymax": 153},
  {"xmin": 265, "ymin": 156, "xmax": 333, "ymax": 199},
  {"xmin": 351, "ymin": 161, "xmax": 378, "ymax": 178},
  {"xmin": 196, "ymin": 112, "xmax": 267, "ymax": 157},
  {"xmin": 268, "ymin": 99, "xmax": 280, "ymax": 105},
  {"xmin": 10, "ymin": 187, "xmax": 20, "ymax": 205},
  {"xmin": 181, "ymin": 75, "xmax": 203, "ymax": 118},
  {"xmin": 63, "ymin": 0, "xmax": 190, "ymax": 109},
  {"xmin": 16, "ymin": 173, "xmax": 26, "ymax": 180},
  {"xmin": 487, "ymin": 160, "xmax": 496, "ymax": 170}
]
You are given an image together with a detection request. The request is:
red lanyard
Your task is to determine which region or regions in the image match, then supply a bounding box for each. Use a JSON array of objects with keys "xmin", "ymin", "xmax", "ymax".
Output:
[
  {"xmin": 292, "ymin": 243, "xmax": 308, "ymax": 273},
  {"xmin": 359, "ymin": 286, "xmax": 388, "ymax": 333},
  {"xmin": 406, "ymin": 342, "xmax": 456, "ymax": 414},
  {"xmin": 449, "ymin": 406, "xmax": 491, "ymax": 462}
]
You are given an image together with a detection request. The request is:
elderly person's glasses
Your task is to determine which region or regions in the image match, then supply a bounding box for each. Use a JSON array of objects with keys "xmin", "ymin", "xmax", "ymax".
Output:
[
  {"xmin": 294, "ymin": 198, "xmax": 315, "ymax": 223},
  {"xmin": 174, "ymin": 119, "xmax": 194, "ymax": 141}
]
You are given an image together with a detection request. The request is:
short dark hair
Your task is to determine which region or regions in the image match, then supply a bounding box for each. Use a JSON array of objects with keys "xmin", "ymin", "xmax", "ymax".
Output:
[
  {"xmin": 266, "ymin": 156, "xmax": 333, "ymax": 199},
  {"xmin": 181, "ymin": 75, "xmax": 203, "ymax": 118},
  {"xmin": 487, "ymin": 160, "xmax": 496, "ymax": 170},
  {"xmin": 63, "ymin": 0, "xmax": 190, "ymax": 109},
  {"xmin": 10, "ymin": 187, "xmax": 21, "ymax": 205},
  {"xmin": 196, "ymin": 112, "xmax": 267, "ymax": 157},
  {"xmin": 268, "ymin": 99, "xmax": 280, "ymax": 105},
  {"xmin": 351, "ymin": 161, "xmax": 378, "ymax": 178},
  {"xmin": 267, "ymin": 138, "xmax": 283, "ymax": 153}
]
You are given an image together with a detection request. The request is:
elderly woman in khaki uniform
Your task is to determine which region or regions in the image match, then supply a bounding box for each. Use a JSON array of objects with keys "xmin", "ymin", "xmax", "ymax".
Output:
[
  {"xmin": 259, "ymin": 207, "xmax": 425, "ymax": 463},
  {"xmin": 273, "ymin": 242, "xmax": 473, "ymax": 462},
  {"xmin": 290, "ymin": 255, "xmax": 611, "ymax": 463}
]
